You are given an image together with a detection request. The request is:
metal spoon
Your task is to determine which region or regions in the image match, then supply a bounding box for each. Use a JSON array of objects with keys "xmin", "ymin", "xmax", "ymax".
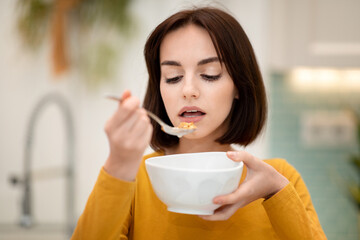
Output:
[{"xmin": 105, "ymin": 94, "xmax": 196, "ymax": 138}]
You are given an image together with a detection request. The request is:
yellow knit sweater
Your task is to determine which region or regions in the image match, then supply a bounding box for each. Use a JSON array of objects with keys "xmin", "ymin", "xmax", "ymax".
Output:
[{"xmin": 72, "ymin": 152, "xmax": 327, "ymax": 239}]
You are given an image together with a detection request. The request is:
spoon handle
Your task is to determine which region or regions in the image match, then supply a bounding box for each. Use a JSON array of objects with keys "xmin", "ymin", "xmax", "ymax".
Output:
[
  {"xmin": 104, "ymin": 94, "xmax": 167, "ymax": 128},
  {"xmin": 144, "ymin": 110, "xmax": 167, "ymax": 128},
  {"xmin": 104, "ymin": 94, "xmax": 123, "ymax": 103}
]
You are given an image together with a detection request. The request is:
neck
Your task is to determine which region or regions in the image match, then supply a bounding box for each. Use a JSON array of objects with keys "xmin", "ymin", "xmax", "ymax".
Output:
[{"xmin": 165, "ymin": 137, "xmax": 234, "ymax": 155}]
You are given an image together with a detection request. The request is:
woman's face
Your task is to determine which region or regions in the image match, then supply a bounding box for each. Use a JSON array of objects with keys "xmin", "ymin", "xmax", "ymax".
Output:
[{"xmin": 159, "ymin": 24, "xmax": 237, "ymax": 140}]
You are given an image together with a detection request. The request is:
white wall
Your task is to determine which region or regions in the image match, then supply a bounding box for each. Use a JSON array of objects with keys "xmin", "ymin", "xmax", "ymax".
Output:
[{"xmin": 0, "ymin": 0, "xmax": 269, "ymax": 227}]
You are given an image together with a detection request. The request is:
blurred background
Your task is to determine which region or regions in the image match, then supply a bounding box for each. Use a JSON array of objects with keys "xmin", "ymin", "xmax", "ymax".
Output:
[{"xmin": 0, "ymin": 0, "xmax": 359, "ymax": 239}]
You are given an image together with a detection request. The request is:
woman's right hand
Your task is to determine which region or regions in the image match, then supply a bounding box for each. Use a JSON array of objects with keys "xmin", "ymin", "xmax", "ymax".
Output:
[{"xmin": 103, "ymin": 90, "xmax": 153, "ymax": 181}]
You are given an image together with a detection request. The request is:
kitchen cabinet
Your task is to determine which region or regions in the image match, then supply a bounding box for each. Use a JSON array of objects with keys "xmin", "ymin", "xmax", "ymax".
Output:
[{"xmin": 269, "ymin": 0, "xmax": 360, "ymax": 69}]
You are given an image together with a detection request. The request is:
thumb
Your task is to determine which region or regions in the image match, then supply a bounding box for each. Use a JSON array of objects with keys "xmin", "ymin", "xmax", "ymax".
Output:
[
  {"xmin": 121, "ymin": 89, "xmax": 132, "ymax": 100},
  {"xmin": 227, "ymin": 151, "xmax": 258, "ymax": 169}
]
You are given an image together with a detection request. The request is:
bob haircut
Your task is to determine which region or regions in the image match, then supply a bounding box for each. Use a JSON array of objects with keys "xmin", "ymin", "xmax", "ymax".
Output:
[{"xmin": 143, "ymin": 7, "xmax": 267, "ymax": 152}]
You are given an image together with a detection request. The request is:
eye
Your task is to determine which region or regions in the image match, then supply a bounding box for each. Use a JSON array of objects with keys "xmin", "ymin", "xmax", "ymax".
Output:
[
  {"xmin": 201, "ymin": 74, "xmax": 222, "ymax": 81},
  {"xmin": 165, "ymin": 76, "xmax": 182, "ymax": 84}
]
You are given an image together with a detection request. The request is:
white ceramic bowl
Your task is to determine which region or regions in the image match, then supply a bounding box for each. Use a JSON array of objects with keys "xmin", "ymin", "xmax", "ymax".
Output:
[{"xmin": 145, "ymin": 152, "xmax": 243, "ymax": 215}]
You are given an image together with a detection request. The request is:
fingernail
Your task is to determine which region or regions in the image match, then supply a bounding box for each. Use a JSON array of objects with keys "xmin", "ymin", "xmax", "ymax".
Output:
[
  {"xmin": 227, "ymin": 151, "xmax": 238, "ymax": 158},
  {"xmin": 214, "ymin": 198, "xmax": 223, "ymax": 204}
]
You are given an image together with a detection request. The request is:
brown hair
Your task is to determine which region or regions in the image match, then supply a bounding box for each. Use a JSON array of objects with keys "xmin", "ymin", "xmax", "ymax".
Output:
[{"xmin": 143, "ymin": 7, "xmax": 267, "ymax": 152}]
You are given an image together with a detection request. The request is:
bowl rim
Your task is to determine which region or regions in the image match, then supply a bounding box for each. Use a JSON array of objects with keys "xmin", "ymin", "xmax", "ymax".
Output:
[{"xmin": 145, "ymin": 151, "xmax": 243, "ymax": 173}]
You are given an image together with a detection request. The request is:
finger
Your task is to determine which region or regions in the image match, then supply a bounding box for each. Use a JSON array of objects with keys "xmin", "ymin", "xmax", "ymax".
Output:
[
  {"xmin": 130, "ymin": 115, "xmax": 153, "ymax": 149},
  {"xmin": 199, "ymin": 203, "xmax": 240, "ymax": 221},
  {"xmin": 105, "ymin": 91, "xmax": 133, "ymax": 134},
  {"xmin": 114, "ymin": 112, "xmax": 152, "ymax": 151},
  {"xmin": 227, "ymin": 151, "xmax": 260, "ymax": 170},
  {"xmin": 117, "ymin": 108, "xmax": 144, "ymax": 133},
  {"xmin": 129, "ymin": 109, "xmax": 151, "ymax": 136},
  {"xmin": 121, "ymin": 89, "xmax": 131, "ymax": 101},
  {"xmin": 213, "ymin": 181, "xmax": 255, "ymax": 206},
  {"xmin": 119, "ymin": 95, "xmax": 140, "ymax": 112},
  {"xmin": 210, "ymin": 151, "xmax": 257, "ymax": 206},
  {"xmin": 111, "ymin": 96, "xmax": 140, "ymax": 127},
  {"xmin": 144, "ymin": 121, "xmax": 153, "ymax": 142}
]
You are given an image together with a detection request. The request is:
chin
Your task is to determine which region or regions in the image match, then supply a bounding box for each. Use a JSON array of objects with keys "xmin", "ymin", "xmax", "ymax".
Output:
[
  {"xmin": 181, "ymin": 131, "xmax": 203, "ymax": 140},
  {"xmin": 181, "ymin": 130, "xmax": 214, "ymax": 140}
]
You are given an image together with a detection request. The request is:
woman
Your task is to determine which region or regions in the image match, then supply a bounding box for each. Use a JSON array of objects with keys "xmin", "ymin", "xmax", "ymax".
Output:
[{"xmin": 71, "ymin": 7, "xmax": 327, "ymax": 239}]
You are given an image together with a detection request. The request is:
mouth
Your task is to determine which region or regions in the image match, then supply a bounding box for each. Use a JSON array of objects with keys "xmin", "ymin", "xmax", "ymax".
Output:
[{"xmin": 178, "ymin": 106, "xmax": 206, "ymax": 123}]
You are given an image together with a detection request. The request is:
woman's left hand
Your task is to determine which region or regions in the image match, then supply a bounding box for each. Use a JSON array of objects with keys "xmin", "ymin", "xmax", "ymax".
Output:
[{"xmin": 199, "ymin": 151, "xmax": 289, "ymax": 221}]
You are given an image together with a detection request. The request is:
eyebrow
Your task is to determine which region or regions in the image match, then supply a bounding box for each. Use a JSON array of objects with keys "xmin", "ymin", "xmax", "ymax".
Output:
[
  {"xmin": 160, "ymin": 57, "xmax": 220, "ymax": 67},
  {"xmin": 198, "ymin": 57, "xmax": 220, "ymax": 65}
]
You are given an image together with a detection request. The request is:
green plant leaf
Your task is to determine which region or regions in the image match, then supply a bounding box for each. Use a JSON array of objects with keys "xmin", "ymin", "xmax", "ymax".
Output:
[
  {"xmin": 16, "ymin": 0, "xmax": 134, "ymax": 89},
  {"xmin": 16, "ymin": 0, "xmax": 52, "ymax": 49}
]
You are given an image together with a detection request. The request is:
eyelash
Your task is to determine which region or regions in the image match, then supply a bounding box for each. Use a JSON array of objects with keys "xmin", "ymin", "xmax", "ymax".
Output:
[
  {"xmin": 165, "ymin": 76, "xmax": 182, "ymax": 83},
  {"xmin": 165, "ymin": 74, "xmax": 222, "ymax": 84},
  {"xmin": 201, "ymin": 74, "xmax": 222, "ymax": 81}
]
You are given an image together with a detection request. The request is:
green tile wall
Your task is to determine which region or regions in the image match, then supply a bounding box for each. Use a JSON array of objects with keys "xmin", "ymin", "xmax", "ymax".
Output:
[{"xmin": 268, "ymin": 72, "xmax": 359, "ymax": 240}]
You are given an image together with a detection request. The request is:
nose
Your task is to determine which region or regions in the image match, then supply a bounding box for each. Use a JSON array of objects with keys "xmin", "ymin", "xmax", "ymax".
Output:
[{"xmin": 182, "ymin": 76, "xmax": 199, "ymax": 100}]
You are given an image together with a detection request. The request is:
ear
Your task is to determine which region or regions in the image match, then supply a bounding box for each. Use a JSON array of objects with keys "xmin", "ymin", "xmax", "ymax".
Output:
[{"xmin": 234, "ymin": 89, "xmax": 239, "ymax": 100}]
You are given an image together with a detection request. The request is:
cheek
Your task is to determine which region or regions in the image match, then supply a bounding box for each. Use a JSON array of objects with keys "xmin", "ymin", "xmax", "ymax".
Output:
[
  {"xmin": 160, "ymin": 81, "xmax": 171, "ymax": 103},
  {"xmin": 160, "ymin": 84, "xmax": 177, "ymax": 120},
  {"xmin": 160, "ymin": 84, "xmax": 170, "ymax": 109},
  {"xmin": 213, "ymin": 97, "xmax": 233, "ymax": 119},
  {"xmin": 213, "ymin": 82, "xmax": 236, "ymax": 105},
  {"xmin": 210, "ymin": 84, "xmax": 235, "ymax": 118}
]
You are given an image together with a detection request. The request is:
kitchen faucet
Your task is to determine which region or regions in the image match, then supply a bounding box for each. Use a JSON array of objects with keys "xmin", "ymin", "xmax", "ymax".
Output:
[{"xmin": 10, "ymin": 92, "xmax": 76, "ymax": 237}]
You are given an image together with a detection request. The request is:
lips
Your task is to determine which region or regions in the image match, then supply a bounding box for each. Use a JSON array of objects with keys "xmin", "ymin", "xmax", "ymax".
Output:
[{"xmin": 178, "ymin": 106, "xmax": 206, "ymax": 123}]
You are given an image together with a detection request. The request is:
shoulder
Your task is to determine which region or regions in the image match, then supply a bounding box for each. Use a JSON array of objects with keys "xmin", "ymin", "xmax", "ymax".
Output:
[
  {"xmin": 264, "ymin": 158, "xmax": 294, "ymax": 171},
  {"xmin": 137, "ymin": 151, "xmax": 164, "ymax": 175},
  {"xmin": 264, "ymin": 158, "xmax": 290, "ymax": 169},
  {"xmin": 142, "ymin": 151, "xmax": 164, "ymax": 161}
]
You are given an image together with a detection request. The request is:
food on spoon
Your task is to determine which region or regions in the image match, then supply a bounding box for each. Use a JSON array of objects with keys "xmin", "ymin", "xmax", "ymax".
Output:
[{"xmin": 177, "ymin": 122, "xmax": 197, "ymax": 129}]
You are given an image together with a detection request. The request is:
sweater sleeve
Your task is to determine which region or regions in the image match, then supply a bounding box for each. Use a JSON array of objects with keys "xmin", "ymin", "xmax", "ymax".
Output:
[
  {"xmin": 71, "ymin": 167, "xmax": 136, "ymax": 240},
  {"xmin": 262, "ymin": 159, "xmax": 327, "ymax": 240}
]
